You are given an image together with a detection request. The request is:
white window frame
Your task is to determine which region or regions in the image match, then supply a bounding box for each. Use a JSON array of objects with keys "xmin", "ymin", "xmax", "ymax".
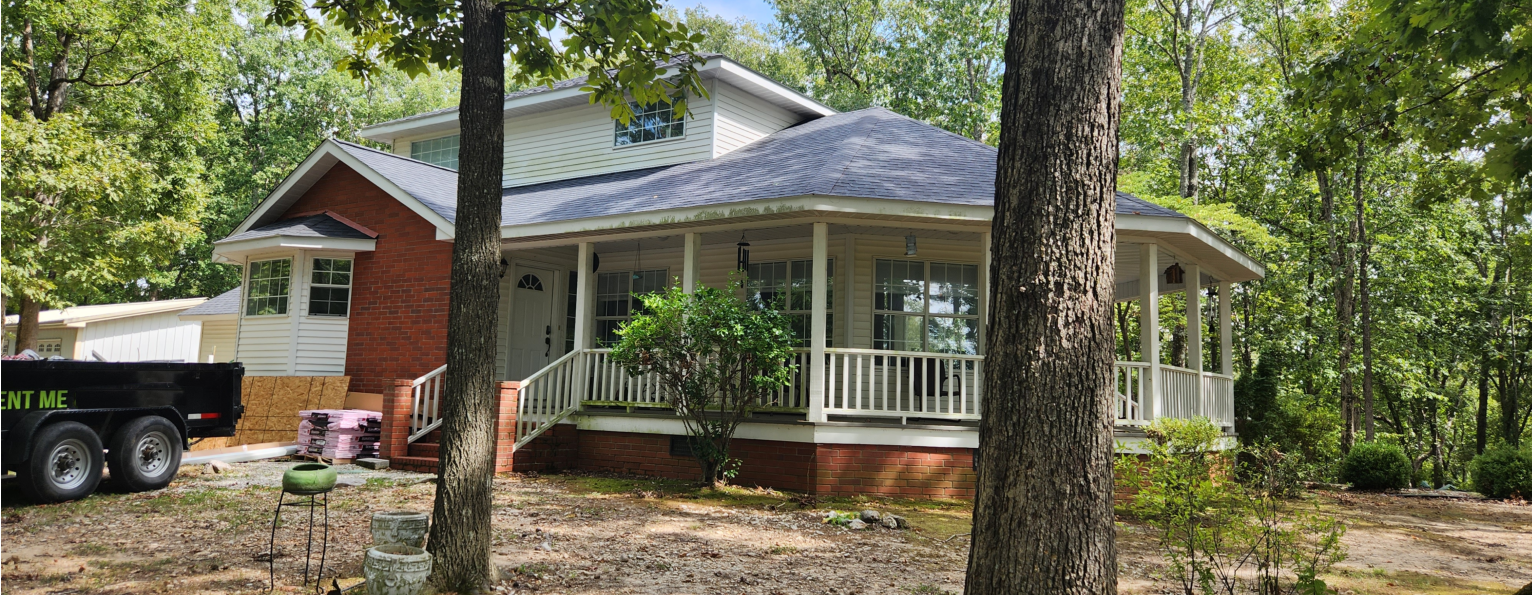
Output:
[
  {"xmin": 613, "ymin": 101, "xmax": 686, "ymax": 147},
  {"xmin": 745, "ymin": 258, "xmax": 835, "ymax": 348},
  {"xmin": 307, "ymin": 257, "xmax": 354, "ymax": 318},
  {"xmin": 593, "ymin": 268, "xmax": 669, "ymax": 346},
  {"xmin": 245, "ymin": 258, "xmax": 294, "ymax": 317},
  {"xmin": 872, "ymin": 258, "xmax": 981, "ymax": 354},
  {"xmin": 34, "ymin": 338, "xmax": 63, "ymax": 357}
]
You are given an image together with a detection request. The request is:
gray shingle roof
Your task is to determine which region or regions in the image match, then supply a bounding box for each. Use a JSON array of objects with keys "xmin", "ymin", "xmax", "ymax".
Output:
[
  {"xmin": 181, "ymin": 288, "xmax": 240, "ymax": 316},
  {"xmin": 332, "ymin": 141, "xmax": 459, "ymax": 222},
  {"xmin": 497, "ymin": 108, "xmax": 1186, "ymax": 225},
  {"xmin": 364, "ymin": 53, "xmax": 725, "ymax": 130},
  {"xmin": 220, "ymin": 212, "xmax": 376, "ymax": 243}
]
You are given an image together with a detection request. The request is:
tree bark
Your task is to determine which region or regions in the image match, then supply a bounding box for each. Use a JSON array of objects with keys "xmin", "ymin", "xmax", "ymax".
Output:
[
  {"xmin": 1476, "ymin": 352, "xmax": 1490, "ymax": 454},
  {"xmin": 965, "ymin": 0, "xmax": 1123, "ymax": 589},
  {"xmin": 1357, "ymin": 168, "xmax": 1374, "ymax": 442},
  {"xmin": 16, "ymin": 296, "xmax": 41, "ymax": 353},
  {"xmin": 426, "ymin": 0, "xmax": 505, "ymax": 592}
]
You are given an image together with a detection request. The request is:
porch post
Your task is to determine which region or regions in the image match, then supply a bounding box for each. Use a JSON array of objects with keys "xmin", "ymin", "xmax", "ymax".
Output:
[
  {"xmin": 682, "ymin": 232, "xmax": 701, "ymax": 293},
  {"xmin": 574, "ymin": 242, "xmax": 595, "ymax": 350},
  {"xmin": 1185, "ymin": 263, "xmax": 1203, "ymax": 372},
  {"xmin": 809, "ymin": 222, "xmax": 829, "ymax": 423},
  {"xmin": 1138, "ymin": 243, "xmax": 1160, "ymax": 420},
  {"xmin": 1218, "ymin": 281, "xmax": 1233, "ymax": 376},
  {"xmin": 979, "ymin": 232, "xmax": 991, "ymax": 355}
]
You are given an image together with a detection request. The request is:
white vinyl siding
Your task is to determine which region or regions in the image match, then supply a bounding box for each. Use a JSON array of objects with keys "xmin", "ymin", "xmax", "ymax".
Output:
[
  {"xmin": 713, "ymin": 82, "xmax": 800, "ymax": 157},
  {"xmin": 502, "ymin": 92, "xmax": 716, "ymax": 188},
  {"xmin": 79, "ymin": 311, "xmax": 203, "ymax": 362},
  {"xmin": 199, "ymin": 319, "xmax": 237, "ymax": 363}
]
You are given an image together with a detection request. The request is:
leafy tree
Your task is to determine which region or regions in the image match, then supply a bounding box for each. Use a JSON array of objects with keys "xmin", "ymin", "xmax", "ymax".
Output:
[
  {"xmin": 267, "ymin": 0, "xmax": 706, "ymax": 589},
  {"xmin": 608, "ymin": 283, "xmax": 798, "ymax": 484},
  {"xmin": 1, "ymin": 0, "xmax": 225, "ymax": 349},
  {"xmin": 965, "ymin": 0, "xmax": 1123, "ymax": 590}
]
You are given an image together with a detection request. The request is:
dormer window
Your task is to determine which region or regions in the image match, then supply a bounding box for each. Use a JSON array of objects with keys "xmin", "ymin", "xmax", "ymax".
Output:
[
  {"xmin": 410, "ymin": 134, "xmax": 459, "ymax": 169},
  {"xmin": 614, "ymin": 101, "xmax": 684, "ymax": 146}
]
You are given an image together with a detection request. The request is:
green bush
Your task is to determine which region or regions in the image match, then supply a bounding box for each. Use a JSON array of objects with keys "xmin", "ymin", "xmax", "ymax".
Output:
[
  {"xmin": 1340, "ymin": 441, "xmax": 1411, "ymax": 490},
  {"xmin": 1471, "ymin": 444, "xmax": 1532, "ymax": 500}
]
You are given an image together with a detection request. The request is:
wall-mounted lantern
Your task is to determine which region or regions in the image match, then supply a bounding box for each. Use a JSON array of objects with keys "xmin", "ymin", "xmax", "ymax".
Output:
[
  {"xmin": 499, "ymin": 257, "xmax": 509, "ymax": 278},
  {"xmin": 1164, "ymin": 263, "xmax": 1185, "ymax": 285}
]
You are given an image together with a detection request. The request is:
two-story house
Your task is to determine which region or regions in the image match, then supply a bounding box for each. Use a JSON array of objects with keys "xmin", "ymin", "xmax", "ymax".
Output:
[{"xmin": 204, "ymin": 54, "xmax": 1263, "ymax": 497}]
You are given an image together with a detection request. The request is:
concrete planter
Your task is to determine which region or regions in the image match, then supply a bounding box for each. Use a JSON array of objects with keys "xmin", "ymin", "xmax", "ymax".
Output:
[
  {"xmin": 370, "ymin": 511, "xmax": 429, "ymax": 548},
  {"xmin": 363, "ymin": 544, "xmax": 431, "ymax": 595}
]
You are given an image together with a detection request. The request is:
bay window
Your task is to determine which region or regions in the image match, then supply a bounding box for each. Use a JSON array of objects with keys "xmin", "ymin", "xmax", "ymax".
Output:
[{"xmin": 245, "ymin": 258, "xmax": 293, "ymax": 316}]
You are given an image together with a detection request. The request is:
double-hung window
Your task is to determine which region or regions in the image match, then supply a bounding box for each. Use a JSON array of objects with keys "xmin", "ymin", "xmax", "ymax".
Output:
[
  {"xmin": 874, "ymin": 259, "xmax": 980, "ymax": 354},
  {"xmin": 246, "ymin": 258, "xmax": 293, "ymax": 316},
  {"xmin": 746, "ymin": 260, "xmax": 834, "ymax": 347},
  {"xmin": 308, "ymin": 258, "xmax": 353, "ymax": 317},
  {"xmin": 594, "ymin": 270, "xmax": 668, "ymax": 345},
  {"xmin": 614, "ymin": 101, "xmax": 684, "ymax": 146}
]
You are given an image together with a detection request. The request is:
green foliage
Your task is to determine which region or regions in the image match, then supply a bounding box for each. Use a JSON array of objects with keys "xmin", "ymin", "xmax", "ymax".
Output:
[
  {"xmin": 1119, "ymin": 418, "xmax": 1347, "ymax": 595},
  {"xmin": 1470, "ymin": 443, "xmax": 1532, "ymax": 499},
  {"xmin": 1340, "ymin": 441, "xmax": 1411, "ymax": 490},
  {"xmin": 609, "ymin": 281, "xmax": 797, "ymax": 484}
]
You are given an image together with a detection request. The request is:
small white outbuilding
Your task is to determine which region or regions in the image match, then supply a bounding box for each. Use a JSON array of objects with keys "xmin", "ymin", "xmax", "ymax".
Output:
[{"xmin": 3, "ymin": 297, "xmax": 210, "ymax": 362}]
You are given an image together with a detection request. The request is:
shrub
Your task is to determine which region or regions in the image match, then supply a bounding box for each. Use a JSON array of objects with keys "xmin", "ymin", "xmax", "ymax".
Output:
[
  {"xmin": 1340, "ymin": 441, "xmax": 1411, "ymax": 490},
  {"xmin": 1471, "ymin": 444, "xmax": 1532, "ymax": 500}
]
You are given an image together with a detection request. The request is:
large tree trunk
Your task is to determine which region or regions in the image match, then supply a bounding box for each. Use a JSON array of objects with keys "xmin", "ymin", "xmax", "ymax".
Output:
[
  {"xmin": 1476, "ymin": 353, "xmax": 1490, "ymax": 454},
  {"xmin": 427, "ymin": 0, "xmax": 505, "ymax": 591},
  {"xmin": 1357, "ymin": 177, "xmax": 1374, "ymax": 441},
  {"xmin": 965, "ymin": 0, "xmax": 1123, "ymax": 589},
  {"xmin": 15, "ymin": 296, "xmax": 41, "ymax": 353}
]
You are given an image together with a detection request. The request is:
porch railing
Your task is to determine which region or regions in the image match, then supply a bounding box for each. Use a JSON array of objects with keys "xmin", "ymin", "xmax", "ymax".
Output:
[
  {"xmin": 821, "ymin": 348, "xmax": 983, "ymax": 420},
  {"xmin": 1115, "ymin": 361, "xmax": 1151, "ymax": 425},
  {"xmin": 407, "ymin": 365, "xmax": 447, "ymax": 443},
  {"xmin": 1201, "ymin": 372, "xmax": 1235, "ymax": 428},
  {"xmin": 513, "ymin": 349, "xmax": 584, "ymax": 449}
]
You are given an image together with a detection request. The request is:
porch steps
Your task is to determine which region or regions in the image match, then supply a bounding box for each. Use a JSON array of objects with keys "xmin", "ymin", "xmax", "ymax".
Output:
[{"xmin": 393, "ymin": 429, "xmax": 442, "ymax": 473}]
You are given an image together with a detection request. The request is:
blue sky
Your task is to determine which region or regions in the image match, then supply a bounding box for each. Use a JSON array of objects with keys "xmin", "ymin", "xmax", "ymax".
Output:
[{"xmin": 669, "ymin": 0, "xmax": 777, "ymax": 24}]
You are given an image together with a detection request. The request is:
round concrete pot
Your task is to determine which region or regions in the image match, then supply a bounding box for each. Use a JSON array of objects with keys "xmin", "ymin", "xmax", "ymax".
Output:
[
  {"xmin": 363, "ymin": 544, "xmax": 431, "ymax": 595},
  {"xmin": 370, "ymin": 510, "xmax": 429, "ymax": 548},
  {"xmin": 281, "ymin": 463, "xmax": 336, "ymax": 494}
]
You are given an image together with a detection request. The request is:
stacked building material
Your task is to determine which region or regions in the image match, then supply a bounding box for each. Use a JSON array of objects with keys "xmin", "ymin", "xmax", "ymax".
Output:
[{"xmin": 297, "ymin": 409, "xmax": 382, "ymax": 460}]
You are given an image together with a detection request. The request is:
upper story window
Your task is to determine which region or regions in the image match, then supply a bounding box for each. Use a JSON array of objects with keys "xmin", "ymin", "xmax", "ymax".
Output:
[
  {"xmin": 614, "ymin": 101, "xmax": 684, "ymax": 146},
  {"xmin": 746, "ymin": 259, "xmax": 834, "ymax": 347},
  {"xmin": 874, "ymin": 259, "xmax": 980, "ymax": 354},
  {"xmin": 410, "ymin": 134, "xmax": 459, "ymax": 169},
  {"xmin": 595, "ymin": 269, "xmax": 668, "ymax": 345},
  {"xmin": 246, "ymin": 258, "xmax": 293, "ymax": 316},
  {"xmin": 308, "ymin": 258, "xmax": 353, "ymax": 317}
]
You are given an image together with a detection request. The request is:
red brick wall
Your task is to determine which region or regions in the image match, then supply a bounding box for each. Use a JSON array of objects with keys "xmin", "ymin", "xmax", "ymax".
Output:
[
  {"xmin": 282, "ymin": 164, "xmax": 452, "ymax": 394},
  {"xmin": 814, "ymin": 444, "xmax": 976, "ymax": 499},
  {"xmin": 573, "ymin": 430, "xmax": 817, "ymax": 492},
  {"xmin": 512, "ymin": 424, "xmax": 580, "ymax": 473}
]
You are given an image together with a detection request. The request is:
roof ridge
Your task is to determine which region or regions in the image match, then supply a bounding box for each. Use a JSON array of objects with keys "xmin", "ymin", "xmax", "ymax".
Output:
[
  {"xmin": 815, "ymin": 111, "xmax": 884, "ymax": 195},
  {"xmin": 332, "ymin": 139, "xmax": 462, "ymax": 175},
  {"xmin": 868, "ymin": 106, "xmax": 999, "ymax": 152}
]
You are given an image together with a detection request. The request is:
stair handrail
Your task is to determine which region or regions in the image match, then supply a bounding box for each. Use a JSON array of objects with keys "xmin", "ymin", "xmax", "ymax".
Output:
[
  {"xmin": 513, "ymin": 349, "xmax": 585, "ymax": 450},
  {"xmin": 407, "ymin": 364, "xmax": 448, "ymax": 443}
]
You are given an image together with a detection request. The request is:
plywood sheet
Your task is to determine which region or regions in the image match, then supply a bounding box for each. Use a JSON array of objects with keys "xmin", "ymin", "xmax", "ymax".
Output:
[{"xmin": 318, "ymin": 377, "xmax": 351, "ymax": 410}]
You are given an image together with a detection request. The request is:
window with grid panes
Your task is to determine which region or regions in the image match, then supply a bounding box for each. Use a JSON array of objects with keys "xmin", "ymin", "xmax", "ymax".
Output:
[
  {"xmin": 35, "ymin": 339, "xmax": 62, "ymax": 357},
  {"xmin": 245, "ymin": 258, "xmax": 293, "ymax": 316},
  {"xmin": 613, "ymin": 101, "xmax": 684, "ymax": 146},
  {"xmin": 565, "ymin": 271, "xmax": 578, "ymax": 354},
  {"xmin": 873, "ymin": 259, "xmax": 980, "ymax": 354},
  {"xmin": 308, "ymin": 258, "xmax": 352, "ymax": 316},
  {"xmin": 746, "ymin": 259, "xmax": 833, "ymax": 347},
  {"xmin": 410, "ymin": 134, "xmax": 459, "ymax": 169},
  {"xmin": 594, "ymin": 270, "xmax": 668, "ymax": 345}
]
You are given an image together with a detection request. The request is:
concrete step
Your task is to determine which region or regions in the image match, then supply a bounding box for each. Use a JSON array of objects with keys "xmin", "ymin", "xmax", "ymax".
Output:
[{"xmin": 391, "ymin": 455, "xmax": 440, "ymax": 474}]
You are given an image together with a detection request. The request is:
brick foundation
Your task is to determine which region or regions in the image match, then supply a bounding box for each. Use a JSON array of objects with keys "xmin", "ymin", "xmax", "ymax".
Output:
[{"xmin": 814, "ymin": 444, "xmax": 976, "ymax": 498}]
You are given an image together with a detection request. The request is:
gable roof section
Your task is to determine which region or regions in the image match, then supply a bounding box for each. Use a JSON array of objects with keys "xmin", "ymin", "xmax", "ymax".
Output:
[
  {"xmin": 224, "ymin": 140, "xmax": 458, "ymax": 256},
  {"xmin": 4, "ymin": 298, "xmax": 207, "ymax": 329},
  {"xmin": 358, "ymin": 54, "xmax": 836, "ymax": 144},
  {"xmin": 220, "ymin": 212, "xmax": 378, "ymax": 244}
]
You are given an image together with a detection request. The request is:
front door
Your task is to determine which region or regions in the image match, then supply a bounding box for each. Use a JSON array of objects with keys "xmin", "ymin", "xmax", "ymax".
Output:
[{"xmin": 508, "ymin": 265, "xmax": 557, "ymax": 380}]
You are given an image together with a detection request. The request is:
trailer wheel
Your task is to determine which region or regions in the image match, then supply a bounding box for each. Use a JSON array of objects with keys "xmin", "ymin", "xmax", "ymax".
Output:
[
  {"xmin": 107, "ymin": 416, "xmax": 183, "ymax": 492},
  {"xmin": 19, "ymin": 421, "xmax": 105, "ymax": 503}
]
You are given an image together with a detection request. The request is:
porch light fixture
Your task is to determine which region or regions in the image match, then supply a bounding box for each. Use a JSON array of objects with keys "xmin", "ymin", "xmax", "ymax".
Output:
[
  {"xmin": 905, "ymin": 234, "xmax": 917, "ymax": 256},
  {"xmin": 736, "ymin": 233, "xmax": 751, "ymax": 271},
  {"xmin": 1164, "ymin": 263, "xmax": 1185, "ymax": 285},
  {"xmin": 499, "ymin": 257, "xmax": 509, "ymax": 278}
]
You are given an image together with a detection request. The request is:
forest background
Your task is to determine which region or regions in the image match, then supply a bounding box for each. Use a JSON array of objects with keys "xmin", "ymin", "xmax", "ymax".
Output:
[{"xmin": 2, "ymin": 0, "xmax": 1527, "ymax": 485}]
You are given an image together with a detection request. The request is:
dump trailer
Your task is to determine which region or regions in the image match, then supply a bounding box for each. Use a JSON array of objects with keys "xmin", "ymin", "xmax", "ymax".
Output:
[{"xmin": 1, "ymin": 360, "xmax": 243, "ymax": 503}]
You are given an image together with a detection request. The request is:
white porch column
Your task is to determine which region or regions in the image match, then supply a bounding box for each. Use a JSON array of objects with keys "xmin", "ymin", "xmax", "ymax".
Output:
[
  {"xmin": 1138, "ymin": 243, "xmax": 1160, "ymax": 420},
  {"xmin": 1219, "ymin": 281, "xmax": 1233, "ymax": 376},
  {"xmin": 979, "ymin": 232, "xmax": 991, "ymax": 355},
  {"xmin": 682, "ymin": 232, "xmax": 702, "ymax": 293},
  {"xmin": 1185, "ymin": 263, "xmax": 1203, "ymax": 372},
  {"xmin": 808, "ymin": 222, "xmax": 829, "ymax": 423},
  {"xmin": 574, "ymin": 242, "xmax": 595, "ymax": 351}
]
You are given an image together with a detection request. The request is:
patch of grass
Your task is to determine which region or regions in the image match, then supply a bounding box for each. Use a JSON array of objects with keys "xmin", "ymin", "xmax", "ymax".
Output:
[
  {"xmin": 68, "ymin": 542, "xmax": 114, "ymax": 557},
  {"xmin": 766, "ymin": 544, "xmax": 799, "ymax": 555},
  {"xmin": 908, "ymin": 584, "xmax": 958, "ymax": 595},
  {"xmin": 1325, "ymin": 568, "xmax": 1520, "ymax": 595},
  {"xmin": 512, "ymin": 562, "xmax": 553, "ymax": 579}
]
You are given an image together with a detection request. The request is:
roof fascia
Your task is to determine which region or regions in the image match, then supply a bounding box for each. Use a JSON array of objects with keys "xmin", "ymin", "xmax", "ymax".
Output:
[
  {"xmin": 1117, "ymin": 215, "xmax": 1265, "ymax": 279},
  {"xmin": 178, "ymin": 312, "xmax": 238, "ymax": 322},
  {"xmin": 212, "ymin": 236, "xmax": 379, "ymax": 263},
  {"xmin": 499, "ymin": 195, "xmax": 994, "ymax": 240},
  {"xmin": 716, "ymin": 60, "xmax": 836, "ymax": 116},
  {"xmin": 228, "ymin": 141, "xmax": 456, "ymax": 242}
]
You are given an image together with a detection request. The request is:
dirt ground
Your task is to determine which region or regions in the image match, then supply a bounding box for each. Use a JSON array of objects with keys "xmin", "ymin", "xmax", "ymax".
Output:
[{"xmin": 1, "ymin": 461, "xmax": 1527, "ymax": 595}]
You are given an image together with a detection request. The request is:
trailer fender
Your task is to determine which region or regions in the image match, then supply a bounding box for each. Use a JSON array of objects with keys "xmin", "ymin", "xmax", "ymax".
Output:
[{"xmin": 3, "ymin": 408, "xmax": 190, "ymax": 466}]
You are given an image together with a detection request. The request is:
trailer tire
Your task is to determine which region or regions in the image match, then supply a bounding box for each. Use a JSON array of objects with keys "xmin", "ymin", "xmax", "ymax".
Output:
[
  {"xmin": 18, "ymin": 421, "xmax": 105, "ymax": 503},
  {"xmin": 107, "ymin": 416, "xmax": 182, "ymax": 492}
]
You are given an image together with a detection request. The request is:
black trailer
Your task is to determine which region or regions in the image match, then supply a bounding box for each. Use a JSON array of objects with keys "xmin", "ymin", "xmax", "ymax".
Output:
[{"xmin": 1, "ymin": 360, "xmax": 244, "ymax": 503}]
